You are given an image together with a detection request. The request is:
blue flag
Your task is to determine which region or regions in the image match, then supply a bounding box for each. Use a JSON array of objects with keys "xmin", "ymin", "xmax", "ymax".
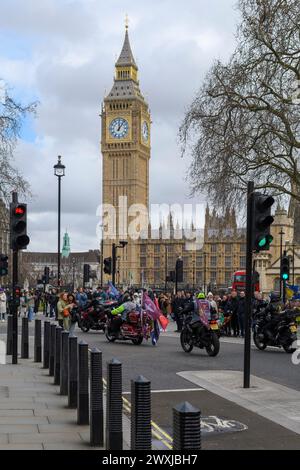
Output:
[{"xmin": 107, "ymin": 281, "xmax": 120, "ymax": 299}]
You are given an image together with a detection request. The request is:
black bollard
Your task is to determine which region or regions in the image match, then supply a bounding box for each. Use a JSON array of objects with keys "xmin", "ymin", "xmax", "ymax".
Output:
[
  {"xmin": 6, "ymin": 315, "xmax": 13, "ymax": 355},
  {"xmin": 68, "ymin": 336, "xmax": 78, "ymax": 408},
  {"xmin": 60, "ymin": 330, "xmax": 69, "ymax": 395},
  {"xmin": 21, "ymin": 317, "xmax": 29, "ymax": 359},
  {"xmin": 90, "ymin": 348, "xmax": 103, "ymax": 447},
  {"xmin": 34, "ymin": 319, "xmax": 42, "ymax": 362},
  {"xmin": 106, "ymin": 358, "xmax": 123, "ymax": 450},
  {"xmin": 173, "ymin": 402, "xmax": 201, "ymax": 450},
  {"xmin": 131, "ymin": 375, "xmax": 152, "ymax": 450},
  {"xmin": 43, "ymin": 321, "xmax": 50, "ymax": 368},
  {"xmin": 54, "ymin": 326, "xmax": 62, "ymax": 385},
  {"xmin": 77, "ymin": 341, "xmax": 89, "ymax": 425},
  {"xmin": 49, "ymin": 323, "xmax": 56, "ymax": 376}
]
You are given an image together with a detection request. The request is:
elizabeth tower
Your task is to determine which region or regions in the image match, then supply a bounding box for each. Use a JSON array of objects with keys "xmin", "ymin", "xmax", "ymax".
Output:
[{"xmin": 101, "ymin": 24, "xmax": 151, "ymax": 285}]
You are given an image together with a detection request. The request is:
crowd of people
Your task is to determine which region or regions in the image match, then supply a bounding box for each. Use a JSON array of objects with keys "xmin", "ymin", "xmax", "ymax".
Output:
[{"xmin": 0, "ymin": 284, "xmax": 299, "ymax": 338}]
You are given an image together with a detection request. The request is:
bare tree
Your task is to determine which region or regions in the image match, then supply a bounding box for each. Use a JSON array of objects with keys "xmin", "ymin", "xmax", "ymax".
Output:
[
  {"xmin": 0, "ymin": 81, "xmax": 37, "ymax": 204},
  {"xmin": 180, "ymin": 0, "xmax": 300, "ymax": 209}
]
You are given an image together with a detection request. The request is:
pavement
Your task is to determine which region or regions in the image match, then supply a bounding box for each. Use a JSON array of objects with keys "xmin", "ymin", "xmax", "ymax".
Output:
[{"xmin": 0, "ymin": 315, "xmax": 299, "ymax": 450}]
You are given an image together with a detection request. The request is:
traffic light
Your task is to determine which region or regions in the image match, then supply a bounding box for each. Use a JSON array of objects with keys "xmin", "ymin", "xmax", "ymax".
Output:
[
  {"xmin": 103, "ymin": 257, "xmax": 112, "ymax": 275},
  {"xmin": 281, "ymin": 255, "xmax": 290, "ymax": 281},
  {"xmin": 14, "ymin": 285, "xmax": 21, "ymax": 306},
  {"xmin": 175, "ymin": 258, "xmax": 183, "ymax": 283},
  {"xmin": 83, "ymin": 264, "xmax": 90, "ymax": 283},
  {"xmin": 0, "ymin": 254, "xmax": 8, "ymax": 277},
  {"xmin": 44, "ymin": 266, "xmax": 50, "ymax": 284},
  {"xmin": 252, "ymin": 193, "xmax": 274, "ymax": 251},
  {"xmin": 10, "ymin": 202, "xmax": 30, "ymax": 250}
]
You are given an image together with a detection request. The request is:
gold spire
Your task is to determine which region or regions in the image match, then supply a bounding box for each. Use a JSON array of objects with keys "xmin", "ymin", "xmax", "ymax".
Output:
[{"xmin": 125, "ymin": 13, "xmax": 129, "ymax": 30}]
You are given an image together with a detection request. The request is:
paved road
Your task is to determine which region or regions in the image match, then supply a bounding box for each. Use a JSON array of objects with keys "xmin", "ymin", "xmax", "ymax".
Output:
[
  {"xmin": 73, "ymin": 325, "xmax": 300, "ymax": 393},
  {"xmin": 1, "ymin": 318, "xmax": 299, "ymax": 392}
]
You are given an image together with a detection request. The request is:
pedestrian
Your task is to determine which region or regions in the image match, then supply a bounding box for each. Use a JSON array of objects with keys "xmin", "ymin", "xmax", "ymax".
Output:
[
  {"xmin": 237, "ymin": 291, "xmax": 246, "ymax": 337},
  {"xmin": 27, "ymin": 290, "xmax": 35, "ymax": 322},
  {"xmin": 227, "ymin": 290, "xmax": 239, "ymax": 336},
  {"xmin": 172, "ymin": 292, "xmax": 183, "ymax": 332},
  {"xmin": 66, "ymin": 293, "xmax": 77, "ymax": 336},
  {"xmin": 75, "ymin": 287, "xmax": 88, "ymax": 309},
  {"xmin": 57, "ymin": 292, "xmax": 75, "ymax": 330},
  {"xmin": 0, "ymin": 288, "xmax": 7, "ymax": 322},
  {"xmin": 48, "ymin": 289, "xmax": 57, "ymax": 318}
]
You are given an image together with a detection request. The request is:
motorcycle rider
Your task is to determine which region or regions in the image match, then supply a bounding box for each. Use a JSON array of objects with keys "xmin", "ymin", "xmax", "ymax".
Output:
[
  {"xmin": 179, "ymin": 292, "xmax": 211, "ymax": 337},
  {"xmin": 110, "ymin": 293, "xmax": 139, "ymax": 335},
  {"xmin": 263, "ymin": 292, "xmax": 283, "ymax": 339}
]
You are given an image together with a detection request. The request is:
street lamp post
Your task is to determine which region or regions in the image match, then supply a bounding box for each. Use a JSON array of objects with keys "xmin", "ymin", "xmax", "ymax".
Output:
[
  {"xmin": 54, "ymin": 156, "xmax": 65, "ymax": 290},
  {"xmin": 112, "ymin": 241, "xmax": 128, "ymax": 285},
  {"xmin": 72, "ymin": 258, "xmax": 76, "ymax": 292}
]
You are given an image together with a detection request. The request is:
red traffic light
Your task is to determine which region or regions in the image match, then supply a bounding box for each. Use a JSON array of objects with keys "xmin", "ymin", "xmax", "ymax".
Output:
[{"xmin": 14, "ymin": 205, "xmax": 26, "ymax": 216}]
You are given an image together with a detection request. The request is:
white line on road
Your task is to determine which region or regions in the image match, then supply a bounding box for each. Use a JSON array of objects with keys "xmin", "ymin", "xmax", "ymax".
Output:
[{"xmin": 122, "ymin": 388, "xmax": 204, "ymax": 395}]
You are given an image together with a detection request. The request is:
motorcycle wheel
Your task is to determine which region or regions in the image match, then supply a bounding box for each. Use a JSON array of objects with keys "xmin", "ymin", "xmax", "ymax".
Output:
[
  {"xmin": 180, "ymin": 329, "xmax": 193, "ymax": 353},
  {"xmin": 132, "ymin": 336, "xmax": 143, "ymax": 345},
  {"xmin": 253, "ymin": 332, "xmax": 267, "ymax": 350},
  {"xmin": 105, "ymin": 328, "xmax": 116, "ymax": 342},
  {"xmin": 80, "ymin": 321, "xmax": 90, "ymax": 333},
  {"xmin": 205, "ymin": 332, "xmax": 220, "ymax": 357}
]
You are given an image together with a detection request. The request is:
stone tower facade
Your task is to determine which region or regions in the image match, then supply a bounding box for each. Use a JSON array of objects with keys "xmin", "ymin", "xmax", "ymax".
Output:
[{"xmin": 101, "ymin": 25, "xmax": 151, "ymax": 284}]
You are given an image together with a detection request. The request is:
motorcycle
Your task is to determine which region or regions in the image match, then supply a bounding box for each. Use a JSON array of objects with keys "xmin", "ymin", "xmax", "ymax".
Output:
[
  {"xmin": 105, "ymin": 309, "xmax": 153, "ymax": 345},
  {"xmin": 79, "ymin": 300, "xmax": 110, "ymax": 333},
  {"xmin": 253, "ymin": 308, "xmax": 297, "ymax": 353},
  {"xmin": 179, "ymin": 311, "xmax": 220, "ymax": 356}
]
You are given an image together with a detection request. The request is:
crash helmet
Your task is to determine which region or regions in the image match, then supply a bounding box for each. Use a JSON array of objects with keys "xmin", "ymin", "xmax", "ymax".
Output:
[{"xmin": 197, "ymin": 292, "xmax": 205, "ymax": 299}]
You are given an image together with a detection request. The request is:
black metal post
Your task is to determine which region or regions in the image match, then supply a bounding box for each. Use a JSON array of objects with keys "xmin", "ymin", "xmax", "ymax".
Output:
[
  {"xmin": 60, "ymin": 330, "xmax": 69, "ymax": 395},
  {"xmin": 77, "ymin": 341, "xmax": 89, "ymax": 425},
  {"xmin": 68, "ymin": 335, "xmax": 78, "ymax": 408},
  {"xmin": 244, "ymin": 181, "xmax": 254, "ymax": 389},
  {"xmin": 43, "ymin": 321, "xmax": 50, "ymax": 368},
  {"xmin": 49, "ymin": 323, "xmax": 56, "ymax": 376},
  {"xmin": 100, "ymin": 238, "xmax": 103, "ymax": 288},
  {"xmin": 131, "ymin": 375, "xmax": 151, "ymax": 450},
  {"xmin": 293, "ymin": 243, "xmax": 295, "ymax": 285},
  {"xmin": 173, "ymin": 402, "xmax": 201, "ymax": 450},
  {"xmin": 58, "ymin": 176, "xmax": 61, "ymax": 289},
  {"xmin": 6, "ymin": 314, "xmax": 13, "ymax": 355},
  {"xmin": 90, "ymin": 348, "xmax": 104, "ymax": 447},
  {"xmin": 12, "ymin": 254, "xmax": 18, "ymax": 364},
  {"xmin": 112, "ymin": 243, "xmax": 116, "ymax": 286},
  {"xmin": 279, "ymin": 228, "xmax": 284, "ymax": 299},
  {"xmin": 106, "ymin": 358, "xmax": 123, "ymax": 450},
  {"xmin": 34, "ymin": 319, "xmax": 42, "ymax": 362},
  {"xmin": 54, "ymin": 326, "xmax": 62, "ymax": 385},
  {"xmin": 21, "ymin": 317, "xmax": 29, "ymax": 359}
]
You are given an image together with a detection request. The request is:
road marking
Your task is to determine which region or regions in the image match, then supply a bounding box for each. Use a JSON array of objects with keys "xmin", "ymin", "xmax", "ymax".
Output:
[
  {"xmin": 122, "ymin": 388, "xmax": 204, "ymax": 394},
  {"xmin": 102, "ymin": 377, "xmax": 173, "ymax": 449}
]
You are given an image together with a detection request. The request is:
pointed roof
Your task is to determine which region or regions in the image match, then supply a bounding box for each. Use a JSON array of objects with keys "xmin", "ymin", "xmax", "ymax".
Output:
[{"xmin": 116, "ymin": 29, "xmax": 137, "ymax": 69}]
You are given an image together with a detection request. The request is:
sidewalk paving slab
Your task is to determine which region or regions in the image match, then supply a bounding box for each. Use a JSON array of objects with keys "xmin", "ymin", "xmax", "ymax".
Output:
[{"xmin": 178, "ymin": 370, "xmax": 300, "ymax": 436}]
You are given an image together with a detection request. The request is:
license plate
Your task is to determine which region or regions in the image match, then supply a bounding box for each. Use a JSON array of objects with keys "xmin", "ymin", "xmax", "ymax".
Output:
[
  {"xmin": 210, "ymin": 323, "xmax": 219, "ymax": 330},
  {"xmin": 290, "ymin": 325, "xmax": 297, "ymax": 333}
]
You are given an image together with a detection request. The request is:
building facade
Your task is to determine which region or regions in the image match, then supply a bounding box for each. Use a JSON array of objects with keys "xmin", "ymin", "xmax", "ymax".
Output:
[{"xmin": 19, "ymin": 250, "xmax": 101, "ymax": 289}]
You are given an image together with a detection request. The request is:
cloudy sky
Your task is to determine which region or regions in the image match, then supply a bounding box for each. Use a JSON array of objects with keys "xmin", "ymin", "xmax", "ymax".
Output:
[{"xmin": 0, "ymin": 0, "xmax": 239, "ymax": 252}]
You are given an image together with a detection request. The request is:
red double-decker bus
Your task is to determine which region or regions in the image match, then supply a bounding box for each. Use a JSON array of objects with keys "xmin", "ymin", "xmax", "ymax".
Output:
[{"xmin": 232, "ymin": 270, "xmax": 260, "ymax": 292}]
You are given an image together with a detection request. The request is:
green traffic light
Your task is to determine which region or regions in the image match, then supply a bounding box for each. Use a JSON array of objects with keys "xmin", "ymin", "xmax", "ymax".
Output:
[
  {"xmin": 258, "ymin": 237, "xmax": 267, "ymax": 248},
  {"xmin": 282, "ymin": 273, "xmax": 289, "ymax": 280}
]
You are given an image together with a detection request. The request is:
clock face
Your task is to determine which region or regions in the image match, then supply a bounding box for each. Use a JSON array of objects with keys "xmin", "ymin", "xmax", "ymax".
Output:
[
  {"xmin": 109, "ymin": 117, "xmax": 129, "ymax": 139},
  {"xmin": 142, "ymin": 121, "xmax": 149, "ymax": 142}
]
